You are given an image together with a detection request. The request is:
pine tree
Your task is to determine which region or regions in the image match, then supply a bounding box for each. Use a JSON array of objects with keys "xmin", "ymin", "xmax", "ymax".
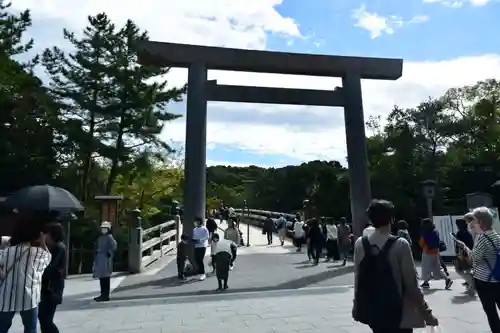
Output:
[{"xmin": 42, "ymin": 13, "xmax": 185, "ymax": 198}]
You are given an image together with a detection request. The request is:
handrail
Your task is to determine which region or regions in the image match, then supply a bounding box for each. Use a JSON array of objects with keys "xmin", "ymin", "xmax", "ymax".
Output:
[{"xmin": 128, "ymin": 215, "xmax": 181, "ymax": 274}]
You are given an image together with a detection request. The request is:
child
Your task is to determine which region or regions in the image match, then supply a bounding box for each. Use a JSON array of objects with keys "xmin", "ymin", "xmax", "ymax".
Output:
[
  {"xmin": 211, "ymin": 233, "xmax": 237, "ymax": 291},
  {"xmin": 177, "ymin": 234, "xmax": 189, "ymax": 280}
]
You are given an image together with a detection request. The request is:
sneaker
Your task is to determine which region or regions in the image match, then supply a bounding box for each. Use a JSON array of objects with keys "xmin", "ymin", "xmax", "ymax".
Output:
[
  {"xmin": 199, "ymin": 274, "xmax": 206, "ymax": 281},
  {"xmin": 445, "ymin": 279, "xmax": 453, "ymax": 290},
  {"xmin": 421, "ymin": 282, "xmax": 430, "ymax": 289}
]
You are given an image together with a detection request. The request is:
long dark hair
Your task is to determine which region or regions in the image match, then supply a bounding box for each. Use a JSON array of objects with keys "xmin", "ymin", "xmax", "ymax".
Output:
[{"xmin": 10, "ymin": 211, "xmax": 55, "ymax": 246}]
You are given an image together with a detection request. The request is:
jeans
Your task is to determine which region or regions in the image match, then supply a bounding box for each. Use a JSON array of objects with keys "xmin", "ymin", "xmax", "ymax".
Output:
[
  {"xmin": 38, "ymin": 300, "xmax": 59, "ymax": 333},
  {"xmin": 100, "ymin": 277, "xmax": 110, "ymax": 297},
  {"xmin": 338, "ymin": 242, "xmax": 349, "ymax": 260},
  {"xmin": 0, "ymin": 307, "xmax": 38, "ymax": 333},
  {"xmin": 277, "ymin": 229, "xmax": 286, "ymax": 244},
  {"xmin": 475, "ymin": 278, "xmax": 500, "ymax": 332},
  {"xmin": 194, "ymin": 247, "xmax": 207, "ymax": 275}
]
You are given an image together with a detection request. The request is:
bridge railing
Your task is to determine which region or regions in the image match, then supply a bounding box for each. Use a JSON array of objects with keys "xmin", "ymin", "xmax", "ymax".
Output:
[
  {"xmin": 128, "ymin": 215, "xmax": 180, "ymax": 273},
  {"xmin": 234, "ymin": 208, "xmax": 296, "ymax": 237}
]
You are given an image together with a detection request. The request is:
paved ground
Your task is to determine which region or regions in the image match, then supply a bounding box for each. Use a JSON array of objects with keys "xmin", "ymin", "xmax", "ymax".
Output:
[
  {"xmin": 11, "ymin": 282, "xmax": 490, "ymax": 333},
  {"xmin": 10, "ymin": 222, "xmax": 480, "ymax": 332}
]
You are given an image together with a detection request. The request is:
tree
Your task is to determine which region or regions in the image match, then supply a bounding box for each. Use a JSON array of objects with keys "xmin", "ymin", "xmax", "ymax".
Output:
[
  {"xmin": 0, "ymin": 1, "xmax": 59, "ymax": 194},
  {"xmin": 42, "ymin": 13, "xmax": 185, "ymax": 200}
]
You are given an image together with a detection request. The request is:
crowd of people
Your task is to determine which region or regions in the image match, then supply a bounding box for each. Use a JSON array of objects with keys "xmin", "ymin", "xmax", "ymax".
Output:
[
  {"xmin": 176, "ymin": 215, "xmax": 241, "ymax": 291},
  {"xmin": 352, "ymin": 200, "xmax": 500, "ymax": 333}
]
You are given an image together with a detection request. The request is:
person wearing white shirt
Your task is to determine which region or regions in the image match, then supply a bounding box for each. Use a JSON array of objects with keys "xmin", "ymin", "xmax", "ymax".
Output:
[
  {"xmin": 192, "ymin": 217, "xmax": 210, "ymax": 281},
  {"xmin": 293, "ymin": 220, "xmax": 305, "ymax": 252},
  {"xmin": 325, "ymin": 221, "xmax": 338, "ymax": 261},
  {"xmin": 0, "ymin": 222, "xmax": 51, "ymax": 333},
  {"xmin": 211, "ymin": 233, "xmax": 237, "ymax": 291}
]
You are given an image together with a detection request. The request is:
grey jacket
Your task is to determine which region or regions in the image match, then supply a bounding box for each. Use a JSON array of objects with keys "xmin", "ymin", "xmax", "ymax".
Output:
[
  {"xmin": 93, "ymin": 234, "xmax": 117, "ymax": 279},
  {"xmin": 353, "ymin": 231, "xmax": 433, "ymax": 329}
]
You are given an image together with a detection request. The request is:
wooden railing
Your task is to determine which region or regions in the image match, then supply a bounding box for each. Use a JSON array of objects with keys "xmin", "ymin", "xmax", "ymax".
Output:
[{"xmin": 128, "ymin": 215, "xmax": 180, "ymax": 273}]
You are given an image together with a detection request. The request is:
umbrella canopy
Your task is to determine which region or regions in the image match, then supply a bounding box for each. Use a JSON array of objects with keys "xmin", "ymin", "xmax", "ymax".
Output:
[{"xmin": 5, "ymin": 185, "xmax": 84, "ymax": 213}]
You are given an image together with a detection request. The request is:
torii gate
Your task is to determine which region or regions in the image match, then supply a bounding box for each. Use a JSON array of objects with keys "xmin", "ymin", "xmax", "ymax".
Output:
[{"xmin": 137, "ymin": 42, "xmax": 403, "ymax": 237}]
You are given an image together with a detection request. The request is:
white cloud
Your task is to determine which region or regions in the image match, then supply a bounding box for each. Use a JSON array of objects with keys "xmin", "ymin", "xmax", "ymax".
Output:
[
  {"xmin": 352, "ymin": 5, "xmax": 428, "ymax": 39},
  {"xmin": 10, "ymin": 1, "xmax": 500, "ymax": 166},
  {"xmin": 12, "ymin": 0, "xmax": 302, "ymax": 49},
  {"xmin": 423, "ymin": 0, "xmax": 490, "ymax": 7}
]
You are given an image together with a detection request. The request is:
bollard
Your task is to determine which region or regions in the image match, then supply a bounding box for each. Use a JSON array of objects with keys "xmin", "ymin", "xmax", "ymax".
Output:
[
  {"xmin": 128, "ymin": 209, "xmax": 143, "ymax": 273},
  {"xmin": 128, "ymin": 227, "xmax": 143, "ymax": 273}
]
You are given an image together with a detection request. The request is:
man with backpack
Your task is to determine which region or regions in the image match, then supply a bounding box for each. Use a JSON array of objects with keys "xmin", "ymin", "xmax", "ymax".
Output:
[{"xmin": 352, "ymin": 199, "xmax": 438, "ymax": 333}]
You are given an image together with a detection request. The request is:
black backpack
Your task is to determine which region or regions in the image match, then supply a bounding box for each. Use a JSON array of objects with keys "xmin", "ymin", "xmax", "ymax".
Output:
[{"xmin": 354, "ymin": 236, "xmax": 403, "ymax": 329}]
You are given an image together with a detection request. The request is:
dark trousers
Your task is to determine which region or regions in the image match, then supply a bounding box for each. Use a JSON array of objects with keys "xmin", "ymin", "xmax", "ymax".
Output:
[
  {"xmin": 266, "ymin": 231, "xmax": 273, "ymax": 244},
  {"xmin": 230, "ymin": 247, "xmax": 237, "ymax": 265},
  {"xmin": 194, "ymin": 247, "xmax": 207, "ymax": 275},
  {"xmin": 370, "ymin": 328, "xmax": 412, "ymax": 333},
  {"xmin": 38, "ymin": 300, "xmax": 59, "ymax": 333},
  {"xmin": 177, "ymin": 257, "xmax": 185, "ymax": 277},
  {"xmin": 0, "ymin": 307, "xmax": 38, "ymax": 333},
  {"xmin": 99, "ymin": 277, "xmax": 110, "ymax": 298},
  {"xmin": 326, "ymin": 239, "xmax": 338, "ymax": 259},
  {"xmin": 440, "ymin": 257, "xmax": 449, "ymax": 276},
  {"xmin": 294, "ymin": 237, "xmax": 304, "ymax": 250},
  {"xmin": 310, "ymin": 243, "xmax": 323, "ymax": 264},
  {"xmin": 475, "ymin": 278, "xmax": 500, "ymax": 332}
]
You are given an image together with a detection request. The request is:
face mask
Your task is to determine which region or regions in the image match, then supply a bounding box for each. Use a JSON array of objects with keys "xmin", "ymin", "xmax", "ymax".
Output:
[{"xmin": 100, "ymin": 228, "xmax": 108, "ymax": 234}]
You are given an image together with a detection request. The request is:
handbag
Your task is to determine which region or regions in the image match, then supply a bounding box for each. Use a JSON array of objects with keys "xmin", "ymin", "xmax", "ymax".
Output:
[{"xmin": 439, "ymin": 241, "xmax": 447, "ymax": 252}]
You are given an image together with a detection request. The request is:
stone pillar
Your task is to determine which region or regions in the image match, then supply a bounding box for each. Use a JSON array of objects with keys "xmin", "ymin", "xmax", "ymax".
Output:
[
  {"xmin": 128, "ymin": 227, "xmax": 143, "ymax": 273},
  {"xmin": 342, "ymin": 74, "xmax": 371, "ymax": 237},
  {"xmin": 183, "ymin": 63, "xmax": 208, "ymax": 237}
]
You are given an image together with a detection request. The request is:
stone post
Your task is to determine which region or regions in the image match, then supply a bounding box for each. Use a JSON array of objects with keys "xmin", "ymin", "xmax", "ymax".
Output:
[{"xmin": 128, "ymin": 209, "xmax": 143, "ymax": 274}]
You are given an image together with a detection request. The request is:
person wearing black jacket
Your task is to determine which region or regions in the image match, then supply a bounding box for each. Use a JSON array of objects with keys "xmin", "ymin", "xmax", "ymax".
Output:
[
  {"xmin": 307, "ymin": 219, "xmax": 324, "ymax": 265},
  {"xmin": 206, "ymin": 217, "xmax": 218, "ymax": 238},
  {"xmin": 263, "ymin": 215, "xmax": 274, "ymax": 245},
  {"xmin": 39, "ymin": 223, "xmax": 67, "ymax": 333}
]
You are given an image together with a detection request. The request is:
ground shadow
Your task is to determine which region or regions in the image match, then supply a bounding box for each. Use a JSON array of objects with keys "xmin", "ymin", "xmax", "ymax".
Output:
[
  {"xmin": 451, "ymin": 294, "xmax": 477, "ymax": 304},
  {"xmin": 59, "ymin": 263, "xmax": 356, "ymax": 311},
  {"xmin": 58, "ymin": 284, "xmax": 354, "ymax": 312}
]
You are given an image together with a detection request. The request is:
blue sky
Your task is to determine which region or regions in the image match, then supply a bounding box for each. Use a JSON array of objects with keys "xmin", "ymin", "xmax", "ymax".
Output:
[{"xmin": 11, "ymin": 0, "xmax": 500, "ymax": 167}]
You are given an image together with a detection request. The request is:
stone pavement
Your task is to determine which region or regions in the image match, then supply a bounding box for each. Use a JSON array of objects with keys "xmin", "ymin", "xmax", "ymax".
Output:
[
  {"xmin": 11, "ymin": 282, "xmax": 490, "ymax": 332},
  {"xmin": 10, "ymin": 222, "xmax": 484, "ymax": 332}
]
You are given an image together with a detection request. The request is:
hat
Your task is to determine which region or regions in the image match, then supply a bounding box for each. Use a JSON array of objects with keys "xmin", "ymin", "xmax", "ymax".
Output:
[
  {"xmin": 100, "ymin": 221, "xmax": 112, "ymax": 229},
  {"xmin": 463, "ymin": 212, "xmax": 474, "ymax": 222}
]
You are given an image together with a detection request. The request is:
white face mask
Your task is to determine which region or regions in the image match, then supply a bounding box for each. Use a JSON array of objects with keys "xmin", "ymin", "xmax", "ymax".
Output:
[{"xmin": 100, "ymin": 228, "xmax": 108, "ymax": 234}]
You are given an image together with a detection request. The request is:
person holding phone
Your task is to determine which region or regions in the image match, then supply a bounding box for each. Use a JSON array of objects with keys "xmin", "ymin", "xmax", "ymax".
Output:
[
  {"xmin": 456, "ymin": 207, "xmax": 500, "ymax": 332},
  {"xmin": 0, "ymin": 213, "xmax": 52, "ymax": 333}
]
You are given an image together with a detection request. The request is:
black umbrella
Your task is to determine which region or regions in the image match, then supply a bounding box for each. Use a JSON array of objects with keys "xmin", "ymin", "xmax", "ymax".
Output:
[{"xmin": 5, "ymin": 185, "xmax": 84, "ymax": 212}]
